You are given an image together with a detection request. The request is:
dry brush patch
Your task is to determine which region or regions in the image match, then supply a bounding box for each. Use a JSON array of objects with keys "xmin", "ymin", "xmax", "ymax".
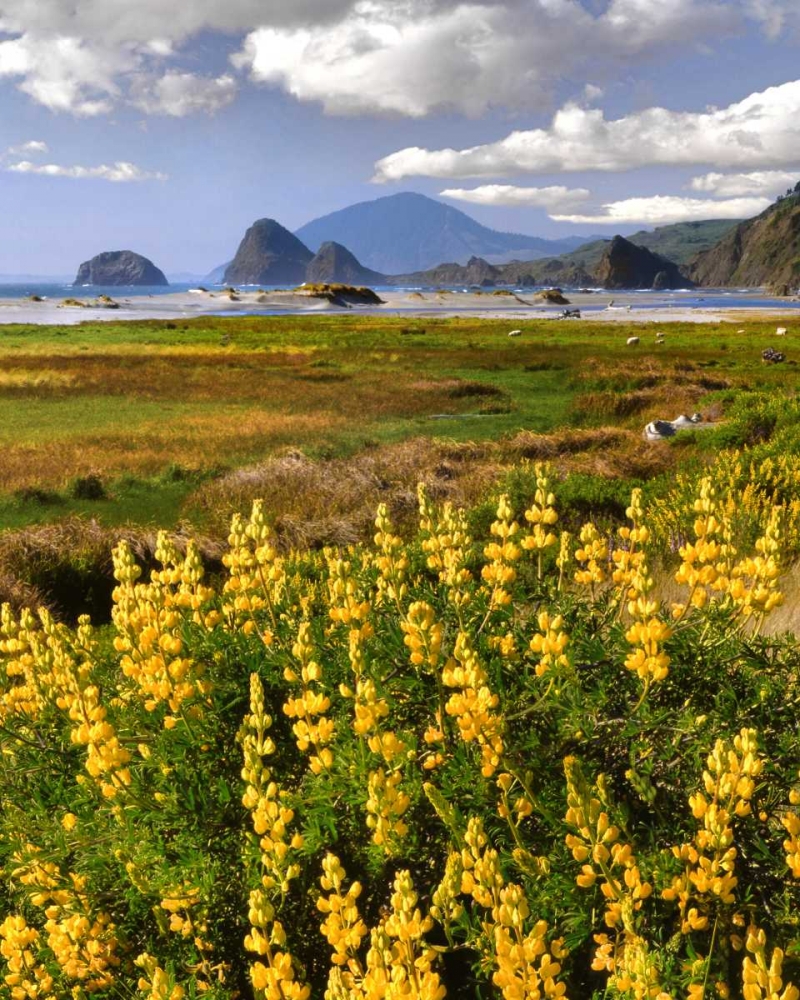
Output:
[
  {"xmin": 0, "ymin": 412, "xmax": 351, "ymax": 493},
  {"xmin": 187, "ymin": 427, "xmax": 677, "ymax": 553},
  {"xmin": 0, "ymin": 517, "xmax": 224, "ymax": 619}
]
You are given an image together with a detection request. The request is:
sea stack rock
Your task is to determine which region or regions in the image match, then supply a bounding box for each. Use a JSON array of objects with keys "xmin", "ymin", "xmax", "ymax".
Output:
[
  {"xmin": 74, "ymin": 251, "xmax": 168, "ymax": 286},
  {"xmin": 594, "ymin": 236, "xmax": 692, "ymax": 290},
  {"xmin": 224, "ymin": 219, "xmax": 313, "ymax": 285},
  {"xmin": 305, "ymin": 242, "xmax": 385, "ymax": 285}
]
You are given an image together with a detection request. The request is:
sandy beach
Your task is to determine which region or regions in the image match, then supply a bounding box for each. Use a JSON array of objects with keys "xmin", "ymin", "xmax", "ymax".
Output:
[{"xmin": 2, "ymin": 287, "xmax": 800, "ymax": 325}]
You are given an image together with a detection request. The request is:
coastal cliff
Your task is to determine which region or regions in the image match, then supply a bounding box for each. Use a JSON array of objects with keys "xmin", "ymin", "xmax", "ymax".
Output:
[{"xmin": 689, "ymin": 190, "xmax": 800, "ymax": 289}]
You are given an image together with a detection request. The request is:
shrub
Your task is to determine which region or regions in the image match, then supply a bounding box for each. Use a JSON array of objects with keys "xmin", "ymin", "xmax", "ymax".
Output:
[
  {"xmin": 0, "ymin": 472, "xmax": 797, "ymax": 1000},
  {"xmin": 69, "ymin": 472, "xmax": 108, "ymax": 501}
]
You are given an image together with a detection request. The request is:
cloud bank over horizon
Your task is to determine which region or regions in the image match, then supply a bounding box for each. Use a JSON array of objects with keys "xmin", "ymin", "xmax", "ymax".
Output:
[{"xmin": 549, "ymin": 194, "xmax": 772, "ymax": 226}]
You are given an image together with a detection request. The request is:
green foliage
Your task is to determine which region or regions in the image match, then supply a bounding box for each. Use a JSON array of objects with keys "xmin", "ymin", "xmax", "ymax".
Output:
[{"xmin": 0, "ymin": 481, "xmax": 797, "ymax": 999}]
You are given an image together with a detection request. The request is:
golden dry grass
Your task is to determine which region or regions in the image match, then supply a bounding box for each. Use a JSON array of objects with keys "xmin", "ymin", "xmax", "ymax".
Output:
[
  {"xmin": 0, "ymin": 349, "xmax": 495, "ymax": 491},
  {"xmin": 0, "ymin": 412, "xmax": 349, "ymax": 493},
  {"xmin": 189, "ymin": 425, "xmax": 670, "ymax": 549}
]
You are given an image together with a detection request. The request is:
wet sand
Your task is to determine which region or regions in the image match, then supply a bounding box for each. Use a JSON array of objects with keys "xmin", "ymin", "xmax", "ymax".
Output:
[{"xmin": 1, "ymin": 287, "xmax": 799, "ymax": 325}]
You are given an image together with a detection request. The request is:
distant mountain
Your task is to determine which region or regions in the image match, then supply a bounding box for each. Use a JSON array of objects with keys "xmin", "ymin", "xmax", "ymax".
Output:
[
  {"xmin": 389, "ymin": 256, "xmax": 502, "ymax": 287},
  {"xmin": 204, "ymin": 261, "xmax": 231, "ymax": 284},
  {"xmin": 397, "ymin": 238, "xmax": 691, "ymax": 290},
  {"xmin": 295, "ymin": 192, "xmax": 601, "ymax": 273},
  {"xmin": 498, "ymin": 257, "xmax": 596, "ymax": 288},
  {"xmin": 688, "ymin": 189, "xmax": 800, "ymax": 289},
  {"xmin": 479, "ymin": 233, "xmax": 608, "ymax": 266},
  {"xmin": 224, "ymin": 219, "xmax": 313, "ymax": 285},
  {"xmin": 306, "ymin": 242, "xmax": 385, "ymax": 285},
  {"xmin": 74, "ymin": 251, "xmax": 168, "ymax": 287}
]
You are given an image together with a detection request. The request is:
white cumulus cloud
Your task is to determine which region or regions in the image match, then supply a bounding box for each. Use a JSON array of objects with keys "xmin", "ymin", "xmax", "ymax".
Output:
[
  {"xmin": 550, "ymin": 194, "xmax": 771, "ymax": 226},
  {"xmin": 0, "ymin": 0, "xmax": 794, "ymax": 118},
  {"xmin": 7, "ymin": 160, "xmax": 168, "ymax": 182},
  {"xmin": 130, "ymin": 72, "xmax": 237, "ymax": 116},
  {"xmin": 7, "ymin": 139, "xmax": 48, "ymax": 155},
  {"xmin": 0, "ymin": 34, "xmax": 123, "ymax": 115},
  {"xmin": 0, "ymin": 0, "xmax": 357, "ymax": 45},
  {"xmin": 373, "ymin": 79, "xmax": 800, "ymax": 180},
  {"xmin": 688, "ymin": 169, "xmax": 800, "ymax": 197},
  {"xmin": 441, "ymin": 183, "xmax": 591, "ymax": 212},
  {"xmin": 233, "ymin": 0, "xmax": 738, "ymax": 117}
]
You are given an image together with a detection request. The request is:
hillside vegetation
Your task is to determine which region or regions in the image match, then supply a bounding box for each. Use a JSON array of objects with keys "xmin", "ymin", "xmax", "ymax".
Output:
[
  {"xmin": 690, "ymin": 190, "xmax": 800, "ymax": 289},
  {"xmin": 507, "ymin": 220, "xmax": 742, "ymax": 285}
]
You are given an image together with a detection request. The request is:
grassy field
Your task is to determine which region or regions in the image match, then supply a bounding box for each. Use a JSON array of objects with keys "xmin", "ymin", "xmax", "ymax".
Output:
[
  {"xmin": 1, "ymin": 313, "xmax": 797, "ymax": 532},
  {"xmin": 2, "ymin": 311, "xmax": 800, "ymax": 619}
]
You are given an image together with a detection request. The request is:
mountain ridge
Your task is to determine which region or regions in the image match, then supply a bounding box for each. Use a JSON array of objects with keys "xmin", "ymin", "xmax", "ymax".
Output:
[
  {"xmin": 388, "ymin": 237, "xmax": 690, "ymax": 290},
  {"xmin": 295, "ymin": 192, "xmax": 601, "ymax": 273}
]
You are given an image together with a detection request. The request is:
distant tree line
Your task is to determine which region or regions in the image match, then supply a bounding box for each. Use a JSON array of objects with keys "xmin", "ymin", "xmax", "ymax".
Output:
[{"xmin": 775, "ymin": 180, "xmax": 800, "ymax": 202}]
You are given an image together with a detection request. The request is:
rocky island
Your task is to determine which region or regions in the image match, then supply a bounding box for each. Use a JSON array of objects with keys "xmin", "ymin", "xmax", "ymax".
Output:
[
  {"xmin": 305, "ymin": 242, "xmax": 386, "ymax": 286},
  {"xmin": 593, "ymin": 235, "xmax": 692, "ymax": 290},
  {"xmin": 74, "ymin": 250, "xmax": 168, "ymax": 286},
  {"xmin": 224, "ymin": 219, "xmax": 313, "ymax": 285}
]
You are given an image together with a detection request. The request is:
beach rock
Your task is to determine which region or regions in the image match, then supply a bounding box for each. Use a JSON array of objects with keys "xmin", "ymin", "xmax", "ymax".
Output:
[
  {"xmin": 768, "ymin": 282, "xmax": 796, "ymax": 297},
  {"xmin": 74, "ymin": 250, "xmax": 168, "ymax": 287},
  {"xmin": 225, "ymin": 219, "xmax": 314, "ymax": 285},
  {"xmin": 593, "ymin": 236, "xmax": 692, "ymax": 290},
  {"xmin": 533, "ymin": 288, "xmax": 570, "ymax": 304},
  {"xmin": 305, "ymin": 242, "xmax": 386, "ymax": 285},
  {"xmin": 299, "ymin": 284, "xmax": 384, "ymax": 306}
]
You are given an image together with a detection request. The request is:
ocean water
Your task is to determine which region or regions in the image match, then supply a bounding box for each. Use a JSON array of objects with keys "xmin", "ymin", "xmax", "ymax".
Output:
[{"xmin": 0, "ymin": 282, "xmax": 199, "ymax": 299}]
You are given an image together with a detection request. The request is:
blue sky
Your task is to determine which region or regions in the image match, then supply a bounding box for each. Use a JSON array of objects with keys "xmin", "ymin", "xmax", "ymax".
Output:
[{"xmin": 1, "ymin": 0, "xmax": 799, "ymax": 275}]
